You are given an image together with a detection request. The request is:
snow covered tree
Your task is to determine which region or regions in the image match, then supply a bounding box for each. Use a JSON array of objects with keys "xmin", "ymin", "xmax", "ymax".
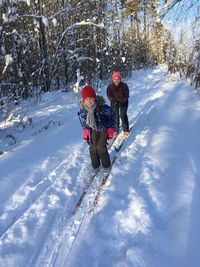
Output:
[{"xmin": 150, "ymin": 19, "xmax": 165, "ymax": 64}]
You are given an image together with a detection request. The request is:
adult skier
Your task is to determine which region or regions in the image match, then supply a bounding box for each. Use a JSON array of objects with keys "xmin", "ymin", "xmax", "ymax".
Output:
[{"xmin": 107, "ymin": 72, "xmax": 129, "ymax": 137}]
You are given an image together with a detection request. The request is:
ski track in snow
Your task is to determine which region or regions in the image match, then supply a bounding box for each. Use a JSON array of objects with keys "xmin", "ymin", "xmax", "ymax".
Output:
[
  {"xmin": 0, "ymin": 146, "xmax": 81, "ymax": 238},
  {"xmin": 35, "ymin": 134, "xmax": 126, "ymax": 267},
  {"xmin": 63, "ymin": 133, "xmax": 149, "ymax": 267},
  {"xmin": 1, "ymin": 66, "xmax": 200, "ymax": 267},
  {"xmin": 0, "ymin": 140, "xmax": 93, "ymax": 266}
]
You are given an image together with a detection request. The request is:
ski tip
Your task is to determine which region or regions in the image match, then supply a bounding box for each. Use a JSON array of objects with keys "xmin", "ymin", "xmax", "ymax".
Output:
[{"xmin": 88, "ymin": 208, "xmax": 94, "ymax": 215}]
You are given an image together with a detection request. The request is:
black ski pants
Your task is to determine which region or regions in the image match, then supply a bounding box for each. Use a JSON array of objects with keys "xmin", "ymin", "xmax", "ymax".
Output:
[
  {"xmin": 111, "ymin": 101, "xmax": 129, "ymax": 133},
  {"xmin": 89, "ymin": 129, "xmax": 111, "ymax": 169}
]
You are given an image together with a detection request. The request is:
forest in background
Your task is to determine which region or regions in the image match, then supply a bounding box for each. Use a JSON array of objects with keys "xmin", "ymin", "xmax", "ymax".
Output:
[{"xmin": 0, "ymin": 0, "xmax": 200, "ymax": 109}]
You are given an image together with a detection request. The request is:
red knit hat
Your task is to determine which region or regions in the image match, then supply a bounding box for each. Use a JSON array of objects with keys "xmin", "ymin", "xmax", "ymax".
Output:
[
  {"xmin": 112, "ymin": 72, "xmax": 121, "ymax": 80},
  {"xmin": 81, "ymin": 85, "xmax": 96, "ymax": 101}
]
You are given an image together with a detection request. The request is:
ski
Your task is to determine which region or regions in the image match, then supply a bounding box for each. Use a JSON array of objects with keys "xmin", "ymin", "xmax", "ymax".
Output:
[
  {"xmin": 114, "ymin": 137, "xmax": 126, "ymax": 151},
  {"xmin": 72, "ymin": 134, "xmax": 119, "ymax": 215},
  {"xmin": 89, "ymin": 156, "xmax": 117, "ymax": 214},
  {"xmin": 107, "ymin": 135, "xmax": 118, "ymax": 149},
  {"xmin": 72, "ymin": 126, "xmax": 133, "ymax": 216},
  {"xmin": 114, "ymin": 125, "xmax": 133, "ymax": 151},
  {"xmin": 89, "ymin": 126, "xmax": 133, "ymax": 213},
  {"xmin": 72, "ymin": 173, "xmax": 97, "ymax": 215}
]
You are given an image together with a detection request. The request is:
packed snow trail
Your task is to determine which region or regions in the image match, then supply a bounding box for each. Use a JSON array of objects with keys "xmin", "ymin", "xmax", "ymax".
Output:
[
  {"xmin": 35, "ymin": 128, "xmax": 133, "ymax": 267},
  {"xmin": 1, "ymin": 66, "xmax": 200, "ymax": 267}
]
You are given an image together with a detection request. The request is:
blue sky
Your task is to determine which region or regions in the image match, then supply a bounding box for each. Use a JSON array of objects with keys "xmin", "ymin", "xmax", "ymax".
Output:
[{"xmin": 162, "ymin": 0, "xmax": 200, "ymax": 45}]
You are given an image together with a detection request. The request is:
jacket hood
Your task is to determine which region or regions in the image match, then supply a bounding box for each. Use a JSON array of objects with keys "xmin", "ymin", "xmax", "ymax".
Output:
[{"xmin": 80, "ymin": 95, "xmax": 106, "ymax": 109}]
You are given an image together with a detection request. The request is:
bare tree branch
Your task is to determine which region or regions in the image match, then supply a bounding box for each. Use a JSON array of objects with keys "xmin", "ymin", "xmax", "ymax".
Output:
[{"xmin": 159, "ymin": 0, "xmax": 183, "ymax": 19}]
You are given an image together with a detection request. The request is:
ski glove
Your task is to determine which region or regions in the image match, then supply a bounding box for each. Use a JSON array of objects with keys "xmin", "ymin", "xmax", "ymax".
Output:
[
  {"xmin": 111, "ymin": 100, "xmax": 118, "ymax": 105},
  {"xmin": 83, "ymin": 129, "xmax": 90, "ymax": 143},
  {"xmin": 106, "ymin": 128, "xmax": 114, "ymax": 139}
]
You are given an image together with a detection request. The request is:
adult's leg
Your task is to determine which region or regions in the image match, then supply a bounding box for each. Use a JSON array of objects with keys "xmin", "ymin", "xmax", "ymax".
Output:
[
  {"xmin": 111, "ymin": 102, "xmax": 120, "ymax": 133},
  {"xmin": 120, "ymin": 101, "xmax": 129, "ymax": 132}
]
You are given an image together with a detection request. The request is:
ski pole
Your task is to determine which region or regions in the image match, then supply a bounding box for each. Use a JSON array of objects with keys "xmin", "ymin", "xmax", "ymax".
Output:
[
  {"xmin": 77, "ymin": 111, "xmax": 83, "ymax": 127},
  {"xmin": 77, "ymin": 112, "xmax": 92, "ymax": 145}
]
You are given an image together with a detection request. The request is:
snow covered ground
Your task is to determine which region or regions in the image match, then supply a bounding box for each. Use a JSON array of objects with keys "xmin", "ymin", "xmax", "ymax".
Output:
[{"xmin": 1, "ymin": 65, "xmax": 200, "ymax": 267}]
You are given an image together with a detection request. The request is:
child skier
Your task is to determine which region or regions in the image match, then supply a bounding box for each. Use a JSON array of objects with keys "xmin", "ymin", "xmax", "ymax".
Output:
[{"xmin": 79, "ymin": 85, "xmax": 115, "ymax": 175}]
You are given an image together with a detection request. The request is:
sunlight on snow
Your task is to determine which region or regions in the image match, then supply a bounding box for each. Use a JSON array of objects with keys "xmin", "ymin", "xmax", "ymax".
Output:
[
  {"xmin": 149, "ymin": 91, "xmax": 164, "ymax": 101},
  {"xmin": 33, "ymin": 104, "xmax": 64, "ymax": 118},
  {"xmin": 114, "ymin": 188, "xmax": 151, "ymax": 236},
  {"xmin": 150, "ymin": 128, "xmax": 173, "ymax": 170},
  {"xmin": 48, "ymin": 194, "xmax": 60, "ymax": 208},
  {"xmin": 165, "ymin": 85, "xmax": 189, "ymax": 123},
  {"xmin": 5, "ymin": 184, "xmax": 34, "ymax": 210},
  {"xmin": 126, "ymin": 248, "xmax": 145, "ymax": 267}
]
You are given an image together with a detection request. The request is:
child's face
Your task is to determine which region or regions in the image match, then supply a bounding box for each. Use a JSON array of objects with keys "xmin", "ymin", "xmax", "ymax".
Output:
[
  {"xmin": 84, "ymin": 97, "xmax": 95, "ymax": 108},
  {"xmin": 113, "ymin": 77, "xmax": 120, "ymax": 86}
]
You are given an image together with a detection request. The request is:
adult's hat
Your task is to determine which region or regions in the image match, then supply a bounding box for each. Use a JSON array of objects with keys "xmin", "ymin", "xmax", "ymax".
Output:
[
  {"xmin": 112, "ymin": 72, "xmax": 121, "ymax": 80},
  {"xmin": 81, "ymin": 85, "xmax": 96, "ymax": 101}
]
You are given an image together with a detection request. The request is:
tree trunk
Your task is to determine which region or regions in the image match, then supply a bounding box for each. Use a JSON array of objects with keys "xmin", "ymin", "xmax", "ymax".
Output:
[
  {"xmin": 143, "ymin": 0, "xmax": 147, "ymax": 41},
  {"xmin": 37, "ymin": 0, "xmax": 50, "ymax": 92}
]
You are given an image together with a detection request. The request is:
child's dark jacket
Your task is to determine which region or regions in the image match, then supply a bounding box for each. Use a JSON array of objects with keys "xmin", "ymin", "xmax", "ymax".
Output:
[{"xmin": 79, "ymin": 96, "xmax": 115, "ymax": 130}]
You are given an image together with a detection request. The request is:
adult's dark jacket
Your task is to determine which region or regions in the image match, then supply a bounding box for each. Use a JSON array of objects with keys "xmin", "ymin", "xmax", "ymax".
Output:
[{"xmin": 107, "ymin": 82, "xmax": 129, "ymax": 103}]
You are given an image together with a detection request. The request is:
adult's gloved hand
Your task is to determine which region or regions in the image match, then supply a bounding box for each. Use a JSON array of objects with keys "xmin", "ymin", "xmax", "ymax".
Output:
[
  {"xmin": 111, "ymin": 100, "xmax": 118, "ymax": 105},
  {"xmin": 83, "ymin": 129, "xmax": 90, "ymax": 142},
  {"xmin": 106, "ymin": 128, "xmax": 114, "ymax": 139}
]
